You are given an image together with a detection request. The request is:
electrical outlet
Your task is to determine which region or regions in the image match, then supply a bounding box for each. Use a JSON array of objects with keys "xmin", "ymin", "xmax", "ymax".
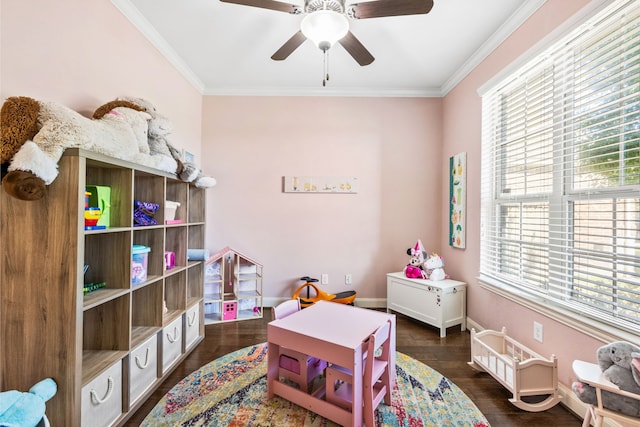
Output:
[
  {"xmin": 321, "ymin": 274, "xmax": 329, "ymax": 285},
  {"xmin": 533, "ymin": 321, "xmax": 543, "ymax": 343},
  {"xmin": 345, "ymin": 274, "xmax": 352, "ymax": 285}
]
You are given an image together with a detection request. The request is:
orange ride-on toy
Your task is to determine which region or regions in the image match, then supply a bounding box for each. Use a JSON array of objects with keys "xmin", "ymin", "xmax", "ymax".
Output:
[{"xmin": 292, "ymin": 276, "xmax": 357, "ymax": 308}]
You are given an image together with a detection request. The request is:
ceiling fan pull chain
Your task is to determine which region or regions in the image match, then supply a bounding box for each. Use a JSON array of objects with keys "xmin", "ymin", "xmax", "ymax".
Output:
[
  {"xmin": 326, "ymin": 50, "xmax": 330, "ymax": 83},
  {"xmin": 322, "ymin": 49, "xmax": 328, "ymax": 86}
]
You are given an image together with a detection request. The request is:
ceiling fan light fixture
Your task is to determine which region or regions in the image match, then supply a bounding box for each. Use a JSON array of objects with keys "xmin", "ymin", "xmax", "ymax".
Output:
[{"xmin": 301, "ymin": 10, "xmax": 349, "ymax": 51}]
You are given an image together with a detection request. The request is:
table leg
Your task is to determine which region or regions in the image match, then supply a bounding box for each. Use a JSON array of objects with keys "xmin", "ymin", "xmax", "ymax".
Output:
[
  {"xmin": 351, "ymin": 348, "xmax": 363, "ymax": 427},
  {"xmin": 267, "ymin": 341, "xmax": 279, "ymax": 399},
  {"xmin": 391, "ymin": 316, "xmax": 397, "ymax": 385}
]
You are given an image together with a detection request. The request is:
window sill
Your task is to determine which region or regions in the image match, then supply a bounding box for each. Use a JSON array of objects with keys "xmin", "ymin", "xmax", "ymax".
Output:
[{"xmin": 477, "ymin": 275, "xmax": 640, "ymax": 346}]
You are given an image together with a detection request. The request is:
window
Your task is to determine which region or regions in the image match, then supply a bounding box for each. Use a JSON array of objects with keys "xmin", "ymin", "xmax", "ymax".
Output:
[{"xmin": 480, "ymin": 0, "xmax": 640, "ymax": 333}]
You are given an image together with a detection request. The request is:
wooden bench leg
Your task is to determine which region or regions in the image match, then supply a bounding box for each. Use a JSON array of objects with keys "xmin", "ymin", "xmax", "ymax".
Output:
[{"xmin": 582, "ymin": 405, "xmax": 593, "ymax": 427}]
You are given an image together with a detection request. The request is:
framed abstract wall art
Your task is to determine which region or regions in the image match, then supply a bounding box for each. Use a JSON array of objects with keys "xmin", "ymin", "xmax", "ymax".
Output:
[{"xmin": 449, "ymin": 152, "xmax": 466, "ymax": 249}]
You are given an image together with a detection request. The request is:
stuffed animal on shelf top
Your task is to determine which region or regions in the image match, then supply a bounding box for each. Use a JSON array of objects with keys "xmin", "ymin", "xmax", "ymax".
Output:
[
  {"xmin": 0, "ymin": 378, "xmax": 57, "ymax": 427},
  {"xmin": 425, "ymin": 253, "xmax": 448, "ymax": 281},
  {"xmin": 94, "ymin": 97, "xmax": 216, "ymax": 189},
  {"xmin": 403, "ymin": 239, "xmax": 428, "ymax": 279},
  {"xmin": 0, "ymin": 96, "xmax": 217, "ymax": 201},
  {"xmin": 0, "ymin": 96, "xmax": 157, "ymax": 200},
  {"xmin": 572, "ymin": 341, "xmax": 640, "ymax": 417}
]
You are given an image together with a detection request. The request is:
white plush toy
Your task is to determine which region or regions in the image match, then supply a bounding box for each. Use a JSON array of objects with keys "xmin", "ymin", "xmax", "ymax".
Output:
[
  {"xmin": 7, "ymin": 101, "xmax": 157, "ymax": 183},
  {"xmin": 425, "ymin": 253, "xmax": 448, "ymax": 281},
  {"xmin": 96, "ymin": 97, "xmax": 216, "ymax": 189}
]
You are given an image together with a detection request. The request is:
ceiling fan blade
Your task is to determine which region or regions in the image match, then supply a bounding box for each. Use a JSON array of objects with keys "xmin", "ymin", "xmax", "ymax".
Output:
[
  {"xmin": 349, "ymin": 0, "xmax": 434, "ymax": 19},
  {"xmin": 220, "ymin": 0, "xmax": 300, "ymax": 14},
  {"xmin": 271, "ymin": 31, "xmax": 307, "ymax": 61},
  {"xmin": 338, "ymin": 31, "xmax": 375, "ymax": 66}
]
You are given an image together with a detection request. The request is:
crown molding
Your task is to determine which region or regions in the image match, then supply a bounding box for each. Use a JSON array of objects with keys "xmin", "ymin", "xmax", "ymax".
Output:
[
  {"xmin": 203, "ymin": 86, "xmax": 443, "ymax": 98},
  {"xmin": 478, "ymin": 0, "xmax": 616, "ymax": 96},
  {"xmin": 440, "ymin": 0, "xmax": 547, "ymax": 96},
  {"xmin": 111, "ymin": 0, "xmax": 206, "ymax": 93}
]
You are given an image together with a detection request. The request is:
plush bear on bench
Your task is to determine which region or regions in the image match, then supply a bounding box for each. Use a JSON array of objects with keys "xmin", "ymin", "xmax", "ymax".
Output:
[{"xmin": 573, "ymin": 341, "xmax": 640, "ymax": 417}]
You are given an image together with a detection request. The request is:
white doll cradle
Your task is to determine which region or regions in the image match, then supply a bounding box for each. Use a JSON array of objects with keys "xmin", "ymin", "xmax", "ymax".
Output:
[{"xmin": 468, "ymin": 327, "xmax": 562, "ymax": 412}]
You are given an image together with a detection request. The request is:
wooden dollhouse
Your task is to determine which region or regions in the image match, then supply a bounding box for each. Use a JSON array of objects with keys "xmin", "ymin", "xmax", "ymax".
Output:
[{"xmin": 203, "ymin": 246, "xmax": 263, "ymax": 324}]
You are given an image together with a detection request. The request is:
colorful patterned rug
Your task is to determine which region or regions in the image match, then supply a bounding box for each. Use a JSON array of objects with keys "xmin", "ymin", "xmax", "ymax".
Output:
[{"xmin": 142, "ymin": 343, "xmax": 490, "ymax": 427}]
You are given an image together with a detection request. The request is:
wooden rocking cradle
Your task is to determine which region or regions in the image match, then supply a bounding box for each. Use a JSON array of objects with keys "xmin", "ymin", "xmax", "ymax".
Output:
[{"xmin": 468, "ymin": 327, "xmax": 562, "ymax": 412}]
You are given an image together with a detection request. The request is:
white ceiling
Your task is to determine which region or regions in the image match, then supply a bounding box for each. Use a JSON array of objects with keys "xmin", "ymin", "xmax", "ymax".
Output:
[{"xmin": 113, "ymin": 0, "xmax": 546, "ymax": 97}]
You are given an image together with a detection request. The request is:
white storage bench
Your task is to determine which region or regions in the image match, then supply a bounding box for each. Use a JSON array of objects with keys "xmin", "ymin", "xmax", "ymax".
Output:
[
  {"xmin": 468, "ymin": 327, "xmax": 561, "ymax": 412},
  {"xmin": 386, "ymin": 272, "xmax": 466, "ymax": 338}
]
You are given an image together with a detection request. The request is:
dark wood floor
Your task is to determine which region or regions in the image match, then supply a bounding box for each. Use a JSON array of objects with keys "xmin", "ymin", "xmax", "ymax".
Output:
[{"xmin": 124, "ymin": 309, "xmax": 582, "ymax": 426}]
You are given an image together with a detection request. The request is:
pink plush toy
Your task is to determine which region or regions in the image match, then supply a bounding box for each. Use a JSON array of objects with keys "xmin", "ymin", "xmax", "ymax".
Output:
[{"xmin": 403, "ymin": 240, "xmax": 428, "ymax": 279}]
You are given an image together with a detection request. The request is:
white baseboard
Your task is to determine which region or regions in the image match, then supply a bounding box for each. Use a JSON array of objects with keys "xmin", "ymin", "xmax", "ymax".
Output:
[
  {"xmin": 467, "ymin": 316, "xmax": 622, "ymax": 427},
  {"xmin": 466, "ymin": 317, "xmax": 484, "ymax": 332}
]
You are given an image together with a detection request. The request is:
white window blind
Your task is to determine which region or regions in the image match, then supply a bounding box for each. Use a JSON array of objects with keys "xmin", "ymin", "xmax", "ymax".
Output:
[{"xmin": 481, "ymin": 0, "xmax": 640, "ymax": 332}]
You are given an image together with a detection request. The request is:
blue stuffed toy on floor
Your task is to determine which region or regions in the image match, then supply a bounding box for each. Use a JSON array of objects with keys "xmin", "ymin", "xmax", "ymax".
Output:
[{"xmin": 0, "ymin": 378, "xmax": 56, "ymax": 427}]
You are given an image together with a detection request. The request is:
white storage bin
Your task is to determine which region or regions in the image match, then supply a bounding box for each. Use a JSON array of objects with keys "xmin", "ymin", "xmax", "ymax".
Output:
[
  {"xmin": 162, "ymin": 316, "xmax": 183, "ymax": 373},
  {"xmin": 81, "ymin": 360, "xmax": 122, "ymax": 427},
  {"xmin": 129, "ymin": 334, "xmax": 158, "ymax": 405},
  {"xmin": 185, "ymin": 304, "xmax": 201, "ymax": 349},
  {"xmin": 165, "ymin": 200, "xmax": 180, "ymax": 221}
]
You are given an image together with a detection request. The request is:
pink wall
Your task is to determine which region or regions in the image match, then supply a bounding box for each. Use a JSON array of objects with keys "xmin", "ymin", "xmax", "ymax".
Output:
[
  {"xmin": 202, "ymin": 96, "xmax": 443, "ymax": 301},
  {"xmin": 1, "ymin": 0, "xmax": 615, "ymax": 393},
  {"xmin": 0, "ymin": 0, "xmax": 203, "ymax": 157},
  {"xmin": 440, "ymin": 0, "xmax": 604, "ymax": 388}
]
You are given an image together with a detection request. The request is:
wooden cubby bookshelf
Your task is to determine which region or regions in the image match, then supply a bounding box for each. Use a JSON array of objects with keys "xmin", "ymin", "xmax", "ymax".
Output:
[{"xmin": 0, "ymin": 148, "xmax": 208, "ymax": 427}]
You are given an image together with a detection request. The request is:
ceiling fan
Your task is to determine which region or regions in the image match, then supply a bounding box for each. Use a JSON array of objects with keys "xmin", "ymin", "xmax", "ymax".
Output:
[{"xmin": 219, "ymin": 0, "xmax": 434, "ymax": 68}]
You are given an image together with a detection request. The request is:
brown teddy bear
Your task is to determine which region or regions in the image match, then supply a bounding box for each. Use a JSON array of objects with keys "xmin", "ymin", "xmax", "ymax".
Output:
[
  {"xmin": 0, "ymin": 96, "xmax": 40, "ymax": 164},
  {"xmin": 0, "ymin": 97, "xmax": 43, "ymax": 199}
]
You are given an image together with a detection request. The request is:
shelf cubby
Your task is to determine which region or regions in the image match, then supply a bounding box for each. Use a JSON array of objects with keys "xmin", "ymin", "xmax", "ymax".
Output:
[
  {"xmin": 164, "ymin": 270, "xmax": 187, "ymax": 324},
  {"xmin": 188, "ymin": 224, "xmax": 205, "ymax": 249},
  {"xmin": 188, "ymin": 187, "xmax": 206, "ymax": 223},
  {"xmin": 187, "ymin": 263, "xmax": 204, "ymax": 307},
  {"xmin": 131, "ymin": 282, "xmax": 163, "ymax": 348},
  {"xmin": 165, "ymin": 179, "xmax": 188, "ymax": 223},
  {"xmin": 165, "ymin": 227, "xmax": 188, "ymax": 268},
  {"xmin": 83, "ymin": 295, "xmax": 130, "ymax": 351},
  {"xmin": 82, "ymin": 294, "xmax": 130, "ymax": 384},
  {"xmin": 132, "ymin": 228, "xmax": 164, "ymax": 286},
  {"xmin": 133, "ymin": 171, "xmax": 164, "ymax": 214},
  {"xmin": 84, "ymin": 231, "xmax": 131, "ymax": 295},
  {"xmin": 85, "ymin": 160, "xmax": 133, "ymax": 228}
]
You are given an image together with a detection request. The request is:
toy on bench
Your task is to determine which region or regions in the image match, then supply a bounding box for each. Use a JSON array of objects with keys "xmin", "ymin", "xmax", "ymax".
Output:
[
  {"xmin": 572, "ymin": 341, "xmax": 640, "ymax": 423},
  {"xmin": 292, "ymin": 276, "xmax": 356, "ymax": 308}
]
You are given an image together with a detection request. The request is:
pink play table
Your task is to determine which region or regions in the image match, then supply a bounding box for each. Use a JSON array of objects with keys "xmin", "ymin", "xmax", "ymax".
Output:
[{"xmin": 267, "ymin": 300, "xmax": 396, "ymax": 427}]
